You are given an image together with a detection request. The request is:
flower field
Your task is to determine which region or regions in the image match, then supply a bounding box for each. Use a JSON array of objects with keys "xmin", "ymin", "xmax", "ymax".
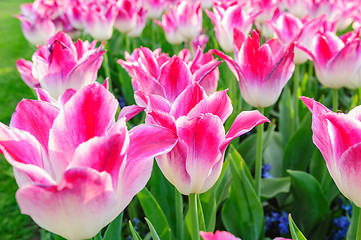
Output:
[{"xmin": 1, "ymin": 0, "xmax": 361, "ymax": 240}]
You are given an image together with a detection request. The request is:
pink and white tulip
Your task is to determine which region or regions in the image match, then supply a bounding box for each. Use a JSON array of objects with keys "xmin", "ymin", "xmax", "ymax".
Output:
[
  {"xmin": 16, "ymin": 31, "xmax": 105, "ymax": 99},
  {"xmin": 0, "ymin": 83, "xmax": 177, "ymax": 239},
  {"xmin": 300, "ymin": 31, "xmax": 361, "ymax": 89},
  {"xmin": 143, "ymin": 0, "xmax": 167, "ymax": 19},
  {"xmin": 301, "ymin": 96, "xmax": 361, "ymax": 208},
  {"xmin": 156, "ymin": 1, "xmax": 202, "ymax": 43},
  {"xmin": 212, "ymin": 30, "xmax": 295, "ymax": 108},
  {"xmin": 115, "ymin": 0, "xmax": 147, "ymax": 37},
  {"xmin": 17, "ymin": 3, "xmax": 57, "ymax": 45},
  {"xmin": 200, "ymin": 230, "xmax": 241, "ymax": 240},
  {"xmin": 145, "ymin": 83, "xmax": 269, "ymax": 194},
  {"xmin": 266, "ymin": 13, "xmax": 326, "ymax": 64},
  {"xmin": 118, "ymin": 47, "xmax": 221, "ymax": 102},
  {"xmin": 83, "ymin": 0, "xmax": 118, "ymax": 40},
  {"xmin": 205, "ymin": 1, "xmax": 258, "ymax": 53}
]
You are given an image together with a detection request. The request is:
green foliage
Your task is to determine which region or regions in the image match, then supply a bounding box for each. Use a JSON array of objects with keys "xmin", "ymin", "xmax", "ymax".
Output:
[{"xmin": 222, "ymin": 147, "xmax": 264, "ymax": 240}]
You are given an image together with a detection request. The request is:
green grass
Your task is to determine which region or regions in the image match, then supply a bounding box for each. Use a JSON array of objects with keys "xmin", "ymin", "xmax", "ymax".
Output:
[{"xmin": 0, "ymin": 1, "xmax": 40, "ymax": 239}]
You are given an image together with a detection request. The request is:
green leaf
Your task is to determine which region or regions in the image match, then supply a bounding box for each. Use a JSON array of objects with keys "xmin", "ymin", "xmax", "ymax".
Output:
[
  {"xmin": 261, "ymin": 177, "xmax": 291, "ymax": 201},
  {"xmin": 263, "ymin": 131, "xmax": 284, "ymax": 178},
  {"xmin": 129, "ymin": 221, "xmax": 142, "ymax": 240},
  {"xmin": 289, "ymin": 214, "xmax": 307, "ymax": 240},
  {"xmin": 282, "ymin": 113, "xmax": 314, "ymax": 175},
  {"xmin": 287, "ymin": 170, "xmax": 330, "ymax": 239},
  {"xmin": 279, "ymin": 87, "xmax": 293, "ymax": 146},
  {"xmin": 221, "ymin": 148, "xmax": 263, "ymax": 240},
  {"xmin": 137, "ymin": 187, "xmax": 173, "ymax": 240},
  {"xmin": 145, "ymin": 218, "xmax": 161, "ymax": 240},
  {"xmin": 103, "ymin": 212, "xmax": 123, "ymax": 240}
]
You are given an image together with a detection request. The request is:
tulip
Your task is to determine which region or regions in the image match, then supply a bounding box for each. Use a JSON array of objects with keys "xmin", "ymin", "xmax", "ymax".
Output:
[
  {"xmin": 301, "ymin": 96, "xmax": 361, "ymax": 208},
  {"xmin": 300, "ymin": 31, "xmax": 361, "ymax": 90},
  {"xmin": 118, "ymin": 47, "xmax": 221, "ymax": 103},
  {"xmin": 205, "ymin": 2, "xmax": 258, "ymax": 53},
  {"xmin": 0, "ymin": 83, "xmax": 177, "ymax": 239},
  {"xmin": 200, "ymin": 230, "xmax": 241, "ymax": 240},
  {"xmin": 266, "ymin": 13, "xmax": 326, "ymax": 64},
  {"xmin": 155, "ymin": 0, "xmax": 202, "ymax": 43},
  {"xmin": 143, "ymin": 0, "xmax": 167, "ymax": 19},
  {"xmin": 16, "ymin": 31, "xmax": 105, "ymax": 99},
  {"xmin": 115, "ymin": 0, "xmax": 147, "ymax": 37},
  {"xmin": 83, "ymin": 0, "xmax": 118, "ymax": 40},
  {"xmin": 145, "ymin": 83, "xmax": 269, "ymax": 195},
  {"xmin": 17, "ymin": 3, "xmax": 57, "ymax": 45},
  {"xmin": 212, "ymin": 30, "xmax": 295, "ymax": 108}
]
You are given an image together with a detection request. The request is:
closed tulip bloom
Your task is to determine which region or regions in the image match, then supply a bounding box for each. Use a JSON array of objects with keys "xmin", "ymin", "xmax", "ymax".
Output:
[
  {"xmin": 175, "ymin": 0, "xmax": 202, "ymax": 41},
  {"xmin": 212, "ymin": 30, "xmax": 295, "ymax": 108},
  {"xmin": 145, "ymin": 83, "xmax": 269, "ymax": 194},
  {"xmin": 0, "ymin": 83, "xmax": 177, "ymax": 239},
  {"xmin": 205, "ymin": 2, "xmax": 257, "ymax": 53},
  {"xmin": 301, "ymin": 96, "xmax": 361, "ymax": 208},
  {"xmin": 154, "ymin": 9, "xmax": 186, "ymax": 44},
  {"xmin": 300, "ymin": 31, "xmax": 361, "ymax": 89},
  {"xmin": 200, "ymin": 230, "xmax": 241, "ymax": 240},
  {"xmin": 16, "ymin": 31, "xmax": 105, "ymax": 99}
]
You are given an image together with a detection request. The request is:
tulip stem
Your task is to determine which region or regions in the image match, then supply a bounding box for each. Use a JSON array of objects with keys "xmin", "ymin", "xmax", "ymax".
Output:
[
  {"xmin": 189, "ymin": 193, "xmax": 200, "ymax": 240},
  {"xmin": 293, "ymin": 64, "xmax": 300, "ymax": 131},
  {"xmin": 333, "ymin": 88, "xmax": 338, "ymax": 112},
  {"xmin": 175, "ymin": 189, "xmax": 184, "ymax": 240},
  {"xmin": 357, "ymin": 207, "xmax": 361, "ymax": 240},
  {"xmin": 255, "ymin": 107, "xmax": 264, "ymax": 199}
]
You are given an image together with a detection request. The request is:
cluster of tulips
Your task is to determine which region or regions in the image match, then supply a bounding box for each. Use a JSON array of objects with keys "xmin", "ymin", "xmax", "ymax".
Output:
[{"xmin": 5, "ymin": 0, "xmax": 361, "ymax": 239}]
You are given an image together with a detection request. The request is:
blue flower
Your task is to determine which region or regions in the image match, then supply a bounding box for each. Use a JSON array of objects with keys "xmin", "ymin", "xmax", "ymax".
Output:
[
  {"xmin": 332, "ymin": 216, "xmax": 350, "ymax": 240},
  {"xmin": 265, "ymin": 211, "xmax": 289, "ymax": 235},
  {"xmin": 262, "ymin": 163, "xmax": 273, "ymax": 178}
]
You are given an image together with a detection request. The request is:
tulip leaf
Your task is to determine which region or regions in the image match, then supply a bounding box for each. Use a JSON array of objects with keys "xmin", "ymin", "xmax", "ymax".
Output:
[
  {"xmin": 347, "ymin": 203, "xmax": 359, "ymax": 240},
  {"xmin": 310, "ymin": 148, "xmax": 340, "ymax": 203},
  {"xmin": 221, "ymin": 147, "xmax": 263, "ymax": 240},
  {"xmin": 103, "ymin": 212, "xmax": 123, "ymax": 240},
  {"xmin": 289, "ymin": 214, "xmax": 307, "ymax": 240},
  {"xmin": 129, "ymin": 220, "xmax": 143, "ymax": 240},
  {"xmin": 287, "ymin": 170, "xmax": 330, "ymax": 239},
  {"xmin": 261, "ymin": 177, "xmax": 291, "ymax": 201},
  {"xmin": 137, "ymin": 187, "xmax": 173, "ymax": 240},
  {"xmin": 145, "ymin": 218, "xmax": 161, "ymax": 240},
  {"xmin": 279, "ymin": 87, "xmax": 293, "ymax": 145},
  {"xmin": 282, "ymin": 113, "xmax": 314, "ymax": 175}
]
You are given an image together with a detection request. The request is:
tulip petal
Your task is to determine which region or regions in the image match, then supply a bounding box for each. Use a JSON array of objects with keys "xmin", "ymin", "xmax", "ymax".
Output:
[
  {"xmin": 338, "ymin": 142, "xmax": 361, "ymax": 207},
  {"xmin": 155, "ymin": 139, "xmax": 191, "ymax": 195},
  {"xmin": 16, "ymin": 168, "xmax": 117, "ymax": 240},
  {"xmin": 146, "ymin": 110, "xmax": 177, "ymax": 133},
  {"xmin": 10, "ymin": 99, "xmax": 59, "ymax": 153},
  {"xmin": 131, "ymin": 66, "xmax": 166, "ymax": 97},
  {"xmin": 121, "ymin": 124, "xmax": 178, "ymax": 198},
  {"xmin": 118, "ymin": 105, "xmax": 145, "ymax": 121},
  {"xmin": 177, "ymin": 114, "xmax": 225, "ymax": 193},
  {"xmin": 170, "ymin": 83, "xmax": 206, "ymax": 119},
  {"xmin": 187, "ymin": 89, "xmax": 233, "ymax": 123},
  {"xmin": 221, "ymin": 110, "xmax": 270, "ymax": 152},
  {"xmin": 49, "ymin": 83, "xmax": 118, "ymax": 181},
  {"xmin": 158, "ymin": 56, "xmax": 193, "ymax": 102},
  {"xmin": 0, "ymin": 123, "xmax": 54, "ymax": 186},
  {"xmin": 16, "ymin": 59, "xmax": 40, "ymax": 88},
  {"xmin": 66, "ymin": 50, "xmax": 105, "ymax": 90}
]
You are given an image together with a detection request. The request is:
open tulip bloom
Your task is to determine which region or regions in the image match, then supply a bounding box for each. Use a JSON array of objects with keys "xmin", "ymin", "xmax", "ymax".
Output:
[
  {"xmin": 212, "ymin": 30, "xmax": 295, "ymax": 108},
  {"xmin": 142, "ymin": 83, "xmax": 270, "ymax": 195},
  {"xmin": 0, "ymin": 83, "xmax": 177, "ymax": 239},
  {"xmin": 16, "ymin": 31, "xmax": 105, "ymax": 99}
]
